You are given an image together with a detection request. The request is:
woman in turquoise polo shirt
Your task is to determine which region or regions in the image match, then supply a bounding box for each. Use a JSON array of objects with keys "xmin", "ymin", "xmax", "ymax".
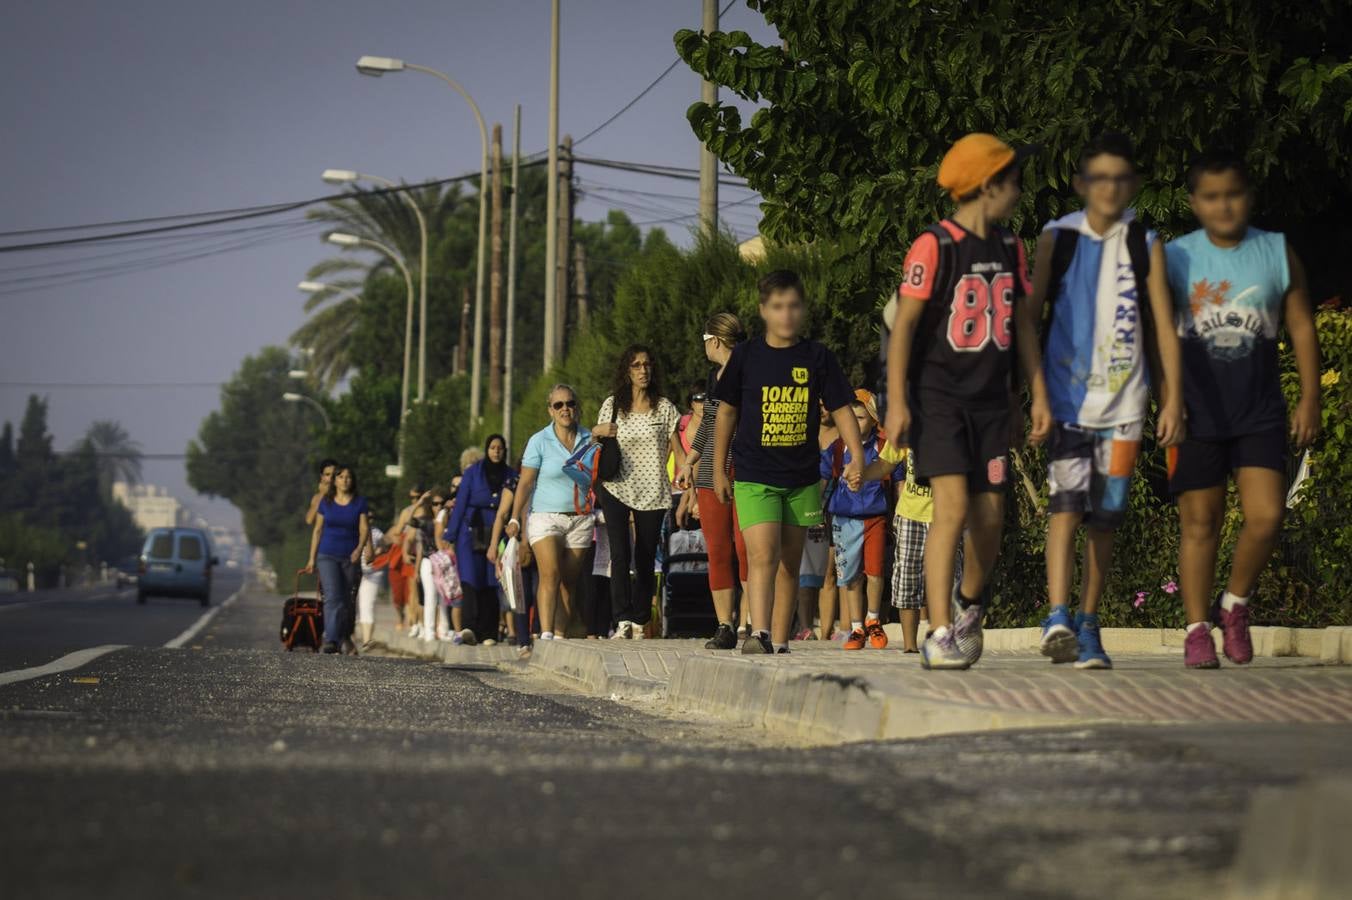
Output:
[{"xmin": 506, "ymin": 384, "xmax": 593, "ymax": 641}]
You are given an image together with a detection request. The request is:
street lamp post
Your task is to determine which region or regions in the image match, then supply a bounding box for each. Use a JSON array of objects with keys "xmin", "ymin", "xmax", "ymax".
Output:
[
  {"xmin": 282, "ymin": 392, "xmax": 331, "ymax": 430},
  {"xmin": 356, "ymin": 55, "xmax": 489, "ymax": 423},
  {"xmin": 326, "ymin": 230, "xmax": 415, "ymax": 468},
  {"xmin": 321, "ymin": 169, "xmax": 429, "ymax": 402}
]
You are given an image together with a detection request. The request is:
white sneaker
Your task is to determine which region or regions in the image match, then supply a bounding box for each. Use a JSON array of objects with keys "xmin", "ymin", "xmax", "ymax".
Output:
[
  {"xmin": 408, "ymin": 624, "xmax": 423, "ymax": 639},
  {"xmin": 632, "ymin": 623, "xmax": 647, "ymax": 640},
  {"xmin": 482, "ymin": 638, "xmax": 497, "ymax": 647},
  {"xmin": 459, "ymin": 628, "xmax": 477, "ymax": 646},
  {"xmin": 539, "ymin": 631, "xmax": 556, "ymax": 641},
  {"xmin": 610, "ymin": 621, "xmax": 633, "ymax": 640}
]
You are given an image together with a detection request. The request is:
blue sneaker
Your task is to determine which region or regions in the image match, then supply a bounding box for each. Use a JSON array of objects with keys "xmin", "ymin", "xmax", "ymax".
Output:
[
  {"xmin": 1040, "ymin": 605, "xmax": 1077, "ymax": 664},
  {"xmin": 1073, "ymin": 613, "xmax": 1112, "ymax": 670},
  {"xmin": 950, "ymin": 593, "xmax": 984, "ymax": 667}
]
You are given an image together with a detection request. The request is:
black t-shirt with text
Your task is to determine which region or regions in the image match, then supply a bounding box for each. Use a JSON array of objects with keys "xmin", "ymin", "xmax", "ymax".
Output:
[{"xmin": 713, "ymin": 336, "xmax": 854, "ymax": 488}]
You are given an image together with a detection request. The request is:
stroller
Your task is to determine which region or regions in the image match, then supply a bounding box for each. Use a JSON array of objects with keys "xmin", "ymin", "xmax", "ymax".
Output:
[{"xmin": 659, "ymin": 511, "xmax": 718, "ymax": 638}]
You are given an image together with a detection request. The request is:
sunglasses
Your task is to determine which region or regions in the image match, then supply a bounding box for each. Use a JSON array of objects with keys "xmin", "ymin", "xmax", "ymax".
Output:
[
  {"xmin": 689, "ymin": 393, "xmax": 707, "ymax": 404},
  {"xmin": 702, "ymin": 333, "xmax": 717, "ymax": 343},
  {"xmin": 551, "ymin": 400, "xmax": 578, "ymax": 410},
  {"xmin": 629, "ymin": 361, "xmax": 653, "ymax": 370}
]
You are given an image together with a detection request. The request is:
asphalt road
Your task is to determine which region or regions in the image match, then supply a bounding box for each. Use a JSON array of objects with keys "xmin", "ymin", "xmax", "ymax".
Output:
[
  {"xmin": 0, "ymin": 570, "xmax": 244, "ymax": 670},
  {"xmin": 0, "ymin": 585, "xmax": 1346, "ymax": 899}
]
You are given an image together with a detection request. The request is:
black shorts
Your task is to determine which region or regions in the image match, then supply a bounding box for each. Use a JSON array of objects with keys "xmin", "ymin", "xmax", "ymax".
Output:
[
  {"xmin": 1167, "ymin": 426, "xmax": 1287, "ymax": 494},
  {"xmin": 910, "ymin": 396, "xmax": 1011, "ymax": 494}
]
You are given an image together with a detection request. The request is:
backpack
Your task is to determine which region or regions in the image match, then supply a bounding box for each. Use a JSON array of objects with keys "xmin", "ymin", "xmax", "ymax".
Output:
[
  {"xmin": 826, "ymin": 433, "xmax": 891, "ymax": 504},
  {"xmin": 1043, "ymin": 218, "xmax": 1156, "ymax": 381},
  {"xmin": 877, "ymin": 223, "xmax": 1023, "ymax": 419}
]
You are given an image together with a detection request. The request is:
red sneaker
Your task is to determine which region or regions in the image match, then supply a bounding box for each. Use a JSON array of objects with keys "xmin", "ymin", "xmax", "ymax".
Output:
[
  {"xmin": 842, "ymin": 628, "xmax": 867, "ymax": 651},
  {"xmin": 865, "ymin": 618, "xmax": 888, "ymax": 649},
  {"xmin": 1212, "ymin": 600, "xmax": 1254, "ymax": 664},
  {"xmin": 1184, "ymin": 624, "xmax": 1220, "ymax": 669}
]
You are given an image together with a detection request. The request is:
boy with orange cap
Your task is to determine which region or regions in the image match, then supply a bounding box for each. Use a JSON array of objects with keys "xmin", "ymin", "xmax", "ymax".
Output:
[
  {"xmin": 821, "ymin": 389, "xmax": 901, "ymax": 650},
  {"xmin": 884, "ymin": 133, "xmax": 1049, "ymax": 669}
]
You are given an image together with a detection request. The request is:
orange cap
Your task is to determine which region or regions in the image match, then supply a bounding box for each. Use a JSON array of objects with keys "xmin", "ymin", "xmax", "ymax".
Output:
[
  {"xmin": 852, "ymin": 388, "xmax": 878, "ymax": 423},
  {"xmin": 938, "ymin": 133, "xmax": 1037, "ymax": 200}
]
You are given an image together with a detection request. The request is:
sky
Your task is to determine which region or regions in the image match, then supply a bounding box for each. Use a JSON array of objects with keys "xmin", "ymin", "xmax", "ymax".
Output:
[{"xmin": 0, "ymin": 0, "xmax": 774, "ymax": 533}]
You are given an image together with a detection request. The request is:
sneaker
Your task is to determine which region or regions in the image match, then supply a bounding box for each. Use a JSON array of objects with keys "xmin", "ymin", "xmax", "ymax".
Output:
[
  {"xmin": 920, "ymin": 627, "xmax": 970, "ymax": 670},
  {"xmin": 705, "ymin": 623, "xmax": 737, "ymax": 650},
  {"xmin": 610, "ymin": 621, "xmax": 634, "ymax": 640},
  {"xmin": 842, "ymin": 628, "xmax": 867, "ymax": 651},
  {"xmin": 1211, "ymin": 597, "xmax": 1254, "ymax": 664},
  {"xmin": 632, "ymin": 623, "xmax": 648, "ymax": 640},
  {"xmin": 320, "ymin": 642, "xmax": 340, "ymax": 654},
  {"xmin": 1184, "ymin": 624, "xmax": 1220, "ymax": 669},
  {"xmin": 1040, "ymin": 605, "xmax": 1078, "ymax": 664},
  {"xmin": 1073, "ymin": 614, "xmax": 1112, "ymax": 670},
  {"xmin": 792, "ymin": 627, "xmax": 817, "ymax": 642},
  {"xmin": 741, "ymin": 633, "xmax": 774, "ymax": 655},
  {"xmin": 408, "ymin": 624, "xmax": 423, "ymax": 640},
  {"xmin": 459, "ymin": 629, "xmax": 478, "ymax": 646},
  {"xmin": 482, "ymin": 638, "xmax": 497, "ymax": 647},
  {"xmin": 450, "ymin": 631, "xmax": 465, "ymax": 646},
  {"xmin": 775, "ymin": 646, "xmax": 791, "ymax": 654},
  {"xmin": 950, "ymin": 596, "xmax": 984, "ymax": 667},
  {"xmin": 865, "ymin": 618, "xmax": 888, "ymax": 649},
  {"xmin": 539, "ymin": 631, "xmax": 556, "ymax": 641}
]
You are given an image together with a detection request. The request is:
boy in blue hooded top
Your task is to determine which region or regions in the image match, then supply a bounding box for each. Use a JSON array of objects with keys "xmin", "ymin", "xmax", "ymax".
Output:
[{"xmin": 822, "ymin": 390, "xmax": 902, "ymax": 650}]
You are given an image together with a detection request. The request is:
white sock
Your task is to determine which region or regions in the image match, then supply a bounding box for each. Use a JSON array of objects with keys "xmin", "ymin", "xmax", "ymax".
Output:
[
  {"xmin": 754, "ymin": 629, "xmax": 769, "ymax": 640},
  {"xmin": 867, "ymin": 610, "xmax": 881, "ymax": 622},
  {"xmin": 932, "ymin": 625, "xmax": 951, "ymax": 640},
  {"xmin": 1186, "ymin": 621, "xmax": 1208, "ymax": 635},
  {"xmin": 1221, "ymin": 591, "xmax": 1250, "ymax": 612},
  {"xmin": 540, "ymin": 630, "xmax": 554, "ymax": 640},
  {"xmin": 772, "ymin": 642, "xmax": 788, "ymax": 652},
  {"xmin": 851, "ymin": 620, "xmax": 864, "ymax": 632}
]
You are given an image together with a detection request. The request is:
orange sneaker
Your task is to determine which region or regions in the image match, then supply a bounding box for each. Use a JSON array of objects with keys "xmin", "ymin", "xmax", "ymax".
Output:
[
  {"xmin": 842, "ymin": 628, "xmax": 867, "ymax": 650},
  {"xmin": 865, "ymin": 618, "xmax": 888, "ymax": 649}
]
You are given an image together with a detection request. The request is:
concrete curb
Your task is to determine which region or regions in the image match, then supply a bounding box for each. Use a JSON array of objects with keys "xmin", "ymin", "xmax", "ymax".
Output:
[
  {"xmin": 376, "ymin": 628, "xmax": 521, "ymax": 665},
  {"xmin": 666, "ymin": 655, "xmax": 1091, "ymax": 743},
  {"xmin": 1226, "ymin": 777, "xmax": 1352, "ymax": 899},
  {"xmin": 527, "ymin": 641, "xmax": 665, "ymax": 701}
]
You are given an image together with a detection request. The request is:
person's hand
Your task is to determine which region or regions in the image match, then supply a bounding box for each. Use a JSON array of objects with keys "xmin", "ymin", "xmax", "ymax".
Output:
[
  {"xmin": 349, "ymin": 548, "xmax": 361, "ymax": 564},
  {"xmin": 494, "ymin": 556, "xmax": 505, "ymax": 579},
  {"xmin": 302, "ymin": 562, "xmax": 315, "ymax": 575},
  {"xmin": 1292, "ymin": 395, "xmax": 1322, "ymax": 448},
  {"xmin": 1156, "ymin": 400, "xmax": 1186, "ymax": 448},
  {"xmin": 518, "ymin": 539, "xmax": 534, "ymax": 568},
  {"xmin": 676, "ymin": 461, "xmax": 695, "ymax": 491},
  {"xmin": 592, "ymin": 422, "xmax": 618, "ymax": 440},
  {"xmin": 884, "ymin": 400, "xmax": 911, "ymax": 448},
  {"xmin": 487, "ymin": 543, "xmax": 499, "ymax": 566},
  {"xmin": 843, "ymin": 458, "xmax": 863, "ymax": 492},
  {"xmin": 1028, "ymin": 393, "xmax": 1053, "ymax": 447},
  {"xmin": 713, "ymin": 471, "xmax": 734, "ymax": 505},
  {"xmin": 505, "ymin": 519, "xmax": 521, "ymax": 540}
]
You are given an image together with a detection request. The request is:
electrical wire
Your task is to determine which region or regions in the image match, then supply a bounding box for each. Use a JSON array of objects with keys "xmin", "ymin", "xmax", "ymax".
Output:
[
  {"xmin": 0, "ymin": 381, "xmax": 224, "ymax": 389},
  {"xmin": 571, "ymin": 0, "xmax": 740, "ymax": 148}
]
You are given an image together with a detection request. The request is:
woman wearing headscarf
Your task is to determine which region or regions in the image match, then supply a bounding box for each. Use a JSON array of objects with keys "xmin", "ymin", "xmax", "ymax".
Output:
[{"xmin": 446, "ymin": 435, "xmax": 516, "ymax": 644}]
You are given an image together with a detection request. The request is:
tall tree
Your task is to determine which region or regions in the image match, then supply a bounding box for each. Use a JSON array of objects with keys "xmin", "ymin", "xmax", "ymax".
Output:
[
  {"xmin": 16, "ymin": 395, "xmax": 52, "ymax": 467},
  {"xmin": 677, "ymin": 0, "xmax": 1352, "ymax": 299},
  {"xmin": 0, "ymin": 422, "xmax": 14, "ymax": 479},
  {"xmin": 82, "ymin": 420, "xmax": 143, "ymax": 493}
]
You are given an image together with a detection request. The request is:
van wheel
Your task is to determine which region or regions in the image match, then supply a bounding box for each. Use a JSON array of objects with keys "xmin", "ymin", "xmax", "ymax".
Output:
[{"xmin": 136, "ymin": 592, "xmax": 147, "ymax": 605}]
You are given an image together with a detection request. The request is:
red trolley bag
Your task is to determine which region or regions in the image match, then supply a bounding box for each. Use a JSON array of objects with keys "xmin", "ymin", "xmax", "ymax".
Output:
[{"xmin": 280, "ymin": 569, "xmax": 325, "ymax": 652}]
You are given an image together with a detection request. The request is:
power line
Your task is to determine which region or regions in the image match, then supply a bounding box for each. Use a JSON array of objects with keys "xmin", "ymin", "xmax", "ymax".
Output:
[
  {"xmin": 571, "ymin": 0, "xmax": 739, "ymax": 148},
  {"xmin": 574, "ymin": 155, "xmax": 747, "ymax": 186},
  {"xmin": 0, "ymin": 381, "xmax": 225, "ymax": 389}
]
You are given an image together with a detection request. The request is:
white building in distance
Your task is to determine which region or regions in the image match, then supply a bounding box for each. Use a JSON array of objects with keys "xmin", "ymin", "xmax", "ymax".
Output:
[{"xmin": 111, "ymin": 482, "xmax": 180, "ymax": 532}]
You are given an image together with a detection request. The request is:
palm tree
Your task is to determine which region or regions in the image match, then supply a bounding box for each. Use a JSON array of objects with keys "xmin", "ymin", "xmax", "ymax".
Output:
[
  {"xmin": 82, "ymin": 420, "xmax": 142, "ymax": 493},
  {"xmin": 293, "ymin": 183, "xmax": 467, "ymax": 390}
]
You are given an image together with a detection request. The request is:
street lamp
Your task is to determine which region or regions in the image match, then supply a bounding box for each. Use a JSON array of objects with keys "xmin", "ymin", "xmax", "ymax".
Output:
[
  {"xmin": 282, "ymin": 392, "xmax": 331, "ymax": 430},
  {"xmin": 325, "ymin": 230, "xmax": 415, "ymax": 468},
  {"xmin": 321, "ymin": 168, "xmax": 429, "ymax": 402},
  {"xmin": 287, "ymin": 370, "xmax": 309, "ymax": 380},
  {"xmin": 355, "ymin": 54, "xmax": 489, "ymax": 423}
]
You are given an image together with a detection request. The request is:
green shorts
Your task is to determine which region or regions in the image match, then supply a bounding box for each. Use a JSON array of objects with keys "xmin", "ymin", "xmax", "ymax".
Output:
[{"xmin": 734, "ymin": 481, "xmax": 823, "ymax": 530}]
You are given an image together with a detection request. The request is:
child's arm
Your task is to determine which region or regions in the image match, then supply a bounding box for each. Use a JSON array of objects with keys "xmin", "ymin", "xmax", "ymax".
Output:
[
  {"xmin": 1016, "ymin": 234, "xmax": 1054, "ymax": 446},
  {"xmin": 1147, "ymin": 240, "xmax": 1186, "ymax": 447},
  {"xmin": 884, "ymin": 294, "xmax": 925, "ymax": 446},
  {"xmin": 711, "ymin": 402, "xmax": 738, "ymax": 504},
  {"xmin": 831, "ymin": 406, "xmax": 866, "ymax": 491},
  {"xmin": 861, "ymin": 458, "xmax": 896, "ymax": 482},
  {"xmin": 1284, "ymin": 246, "xmax": 1322, "ymax": 448}
]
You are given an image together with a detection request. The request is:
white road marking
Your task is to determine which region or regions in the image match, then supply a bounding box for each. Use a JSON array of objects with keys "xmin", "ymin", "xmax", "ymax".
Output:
[
  {"xmin": 0, "ymin": 644, "xmax": 128, "ymax": 687},
  {"xmin": 163, "ymin": 589, "xmax": 241, "ymax": 649}
]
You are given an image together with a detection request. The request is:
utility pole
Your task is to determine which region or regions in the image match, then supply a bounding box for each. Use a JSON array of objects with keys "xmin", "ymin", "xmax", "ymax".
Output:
[
  {"xmin": 489, "ymin": 122, "xmax": 505, "ymax": 409},
  {"xmin": 699, "ymin": 0, "xmax": 719, "ymax": 238},
  {"xmin": 456, "ymin": 285, "xmax": 471, "ymax": 376},
  {"xmin": 543, "ymin": 0, "xmax": 561, "ymax": 372},
  {"xmin": 555, "ymin": 133, "xmax": 573, "ymax": 362},
  {"xmin": 574, "ymin": 241, "xmax": 589, "ymax": 333},
  {"xmin": 504, "ymin": 104, "xmax": 521, "ymax": 454}
]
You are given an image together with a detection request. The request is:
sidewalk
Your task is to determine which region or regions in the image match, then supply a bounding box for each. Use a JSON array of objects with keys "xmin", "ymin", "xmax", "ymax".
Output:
[{"xmin": 371, "ymin": 615, "xmax": 1352, "ymax": 745}]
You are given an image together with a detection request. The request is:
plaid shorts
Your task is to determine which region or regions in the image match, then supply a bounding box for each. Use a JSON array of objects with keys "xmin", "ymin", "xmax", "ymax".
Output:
[{"xmin": 890, "ymin": 515, "xmax": 964, "ymax": 610}]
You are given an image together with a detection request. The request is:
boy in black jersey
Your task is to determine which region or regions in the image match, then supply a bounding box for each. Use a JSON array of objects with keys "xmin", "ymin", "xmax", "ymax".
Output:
[{"xmin": 884, "ymin": 133, "xmax": 1049, "ymax": 670}]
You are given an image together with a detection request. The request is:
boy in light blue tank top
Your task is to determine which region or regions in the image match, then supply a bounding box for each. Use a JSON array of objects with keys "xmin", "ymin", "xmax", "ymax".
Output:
[
  {"xmin": 1019, "ymin": 133, "xmax": 1186, "ymax": 671},
  {"xmin": 1164, "ymin": 150, "xmax": 1322, "ymax": 669}
]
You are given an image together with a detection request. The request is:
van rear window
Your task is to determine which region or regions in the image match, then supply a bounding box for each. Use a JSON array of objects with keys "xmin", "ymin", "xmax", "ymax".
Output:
[
  {"xmin": 178, "ymin": 535, "xmax": 204, "ymax": 561},
  {"xmin": 149, "ymin": 533, "xmax": 174, "ymax": 558}
]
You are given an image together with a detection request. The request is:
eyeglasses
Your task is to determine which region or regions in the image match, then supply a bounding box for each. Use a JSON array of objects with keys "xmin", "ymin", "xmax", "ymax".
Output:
[
  {"xmin": 629, "ymin": 361, "xmax": 653, "ymax": 370},
  {"xmin": 689, "ymin": 393, "xmax": 707, "ymax": 404},
  {"xmin": 551, "ymin": 400, "xmax": 578, "ymax": 410}
]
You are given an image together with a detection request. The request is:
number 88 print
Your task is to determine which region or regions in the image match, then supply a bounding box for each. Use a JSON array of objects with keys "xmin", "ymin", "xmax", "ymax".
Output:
[{"xmin": 947, "ymin": 273, "xmax": 1014, "ymax": 352}]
